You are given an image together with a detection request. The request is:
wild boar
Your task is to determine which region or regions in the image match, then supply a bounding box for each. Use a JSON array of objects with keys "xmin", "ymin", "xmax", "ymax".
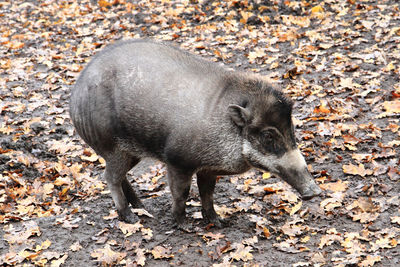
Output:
[{"xmin": 69, "ymin": 39, "xmax": 321, "ymax": 228}]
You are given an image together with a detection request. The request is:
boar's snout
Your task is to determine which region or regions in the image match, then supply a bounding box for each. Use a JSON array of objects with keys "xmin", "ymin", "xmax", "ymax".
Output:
[
  {"xmin": 297, "ymin": 173, "xmax": 322, "ymax": 200},
  {"xmin": 276, "ymin": 149, "xmax": 322, "ymax": 200}
]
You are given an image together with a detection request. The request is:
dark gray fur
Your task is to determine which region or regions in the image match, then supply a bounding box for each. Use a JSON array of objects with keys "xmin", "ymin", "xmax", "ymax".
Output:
[{"xmin": 70, "ymin": 39, "xmax": 321, "ymax": 227}]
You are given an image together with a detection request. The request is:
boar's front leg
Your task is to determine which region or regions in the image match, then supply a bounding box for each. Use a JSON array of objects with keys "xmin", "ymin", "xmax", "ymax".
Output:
[
  {"xmin": 104, "ymin": 155, "xmax": 142, "ymax": 223},
  {"xmin": 166, "ymin": 165, "xmax": 192, "ymax": 229},
  {"xmin": 196, "ymin": 171, "xmax": 222, "ymax": 228},
  {"xmin": 122, "ymin": 178, "xmax": 144, "ymax": 209}
]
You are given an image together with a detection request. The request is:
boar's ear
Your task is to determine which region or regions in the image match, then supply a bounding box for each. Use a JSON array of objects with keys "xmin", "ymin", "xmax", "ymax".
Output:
[{"xmin": 228, "ymin": 104, "xmax": 251, "ymax": 127}]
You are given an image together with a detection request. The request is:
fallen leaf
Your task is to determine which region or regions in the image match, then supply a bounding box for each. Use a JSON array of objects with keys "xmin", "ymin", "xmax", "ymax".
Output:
[
  {"xmin": 3, "ymin": 221, "xmax": 41, "ymax": 244},
  {"xmin": 311, "ymin": 5, "xmax": 324, "ymax": 13},
  {"xmin": 118, "ymin": 221, "xmax": 142, "ymax": 237},
  {"xmin": 274, "ymin": 239, "xmax": 309, "ymax": 253},
  {"xmin": 230, "ymin": 243, "xmax": 253, "ymax": 261},
  {"xmin": 319, "ymin": 180, "xmax": 348, "ymax": 192},
  {"xmin": 50, "ymin": 254, "xmax": 68, "ymax": 267},
  {"xmin": 135, "ymin": 248, "xmax": 146, "ymax": 266},
  {"xmin": 343, "ymin": 163, "xmax": 373, "ymax": 177},
  {"xmin": 70, "ymin": 241, "xmax": 82, "ymax": 252},
  {"xmin": 290, "ymin": 201, "xmax": 303, "ymax": 216},
  {"xmin": 391, "ymin": 216, "xmax": 400, "ymax": 225},
  {"xmin": 132, "ymin": 208, "xmax": 154, "ymax": 218},
  {"xmin": 319, "ymin": 229, "xmax": 343, "ymax": 249},
  {"xmin": 151, "ymin": 245, "xmax": 174, "ymax": 259},
  {"xmin": 359, "ymin": 255, "xmax": 382, "ymax": 267},
  {"xmin": 91, "ymin": 244, "xmax": 127, "ymax": 265}
]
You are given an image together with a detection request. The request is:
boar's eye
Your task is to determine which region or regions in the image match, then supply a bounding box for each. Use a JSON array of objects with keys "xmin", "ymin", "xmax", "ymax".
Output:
[
  {"xmin": 259, "ymin": 128, "xmax": 286, "ymax": 156},
  {"xmin": 261, "ymin": 130, "xmax": 273, "ymax": 143}
]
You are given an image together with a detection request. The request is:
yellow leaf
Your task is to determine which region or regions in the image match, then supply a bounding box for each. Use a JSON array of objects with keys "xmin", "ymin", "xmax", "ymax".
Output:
[
  {"xmin": 35, "ymin": 239, "xmax": 51, "ymax": 252},
  {"xmin": 301, "ymin": 235, "xmax": 310, "ymax": 243},
  {"xmin": 270, "ymin": 61, "xmax": 279, "ymax": 69},
  {"xmin": 240, "ymin": 11, "xmax": 252, "ymax": 24},
  {"xmin": 247, "ymin": 47, "xmax": 266, "ymax": 63},
  {"xmin": 340, "ymin": 77, "xmax": 361, "ymax": 88},
  {"xmin": 384, "ymin": 61, "xmax": 396, "ymax": 72},
  {"xmin": 311, "ymin": 5, "xmax": 324, "ymax": 13},
  {"xmin": 262, "ymin": 172, "xmax": 271, "ymax": 179}
]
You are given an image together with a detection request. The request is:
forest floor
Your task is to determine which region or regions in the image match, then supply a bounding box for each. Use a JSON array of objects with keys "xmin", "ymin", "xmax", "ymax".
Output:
[{"xmin": 1, "ymin": 0, "xmax": 399, "ymax": 266}]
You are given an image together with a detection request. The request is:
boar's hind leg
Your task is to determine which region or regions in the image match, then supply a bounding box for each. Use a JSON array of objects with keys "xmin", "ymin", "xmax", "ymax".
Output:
[
  {"xmin": 196, "ymin": 171, "xmax": 221, "ymax": 227},
  {"xmin": 166, "ymin": 165, "xmax": 192, "ymax": 228},
  {"xmin": 104, "ymin": 155, "xmax": 141, "ymax": 223}
]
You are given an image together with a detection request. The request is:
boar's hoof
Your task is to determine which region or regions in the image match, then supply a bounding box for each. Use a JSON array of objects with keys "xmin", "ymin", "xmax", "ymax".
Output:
[
  {"xmin": 118, "ymin": 209, "xmax": 137, "ymax": 224},
  {"xmin": 174, "ymin": 222, "xmax": 195, "ymax": 233},
  {"xmin": 201, "ymin": 209, "xmax": 224, "ymax": 228},
  {"xmin": 206, "ymin": 218, "xmax": 224, "ymax": 228}
]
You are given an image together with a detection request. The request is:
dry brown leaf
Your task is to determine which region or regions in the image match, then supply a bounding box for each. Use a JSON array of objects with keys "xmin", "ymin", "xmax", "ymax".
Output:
[
  {"xmin": 310, "ymin": 252, "xmax": 326, "ymax": 265},
  {"xmin": 151, "ymin": 245, "xmax": 174, "ymax": 259},
  {"xmin": 141, "ymin": 228, "xmax": 153, "ymax": 241},
  {"xmin": 290, "ymin": 201, "xmax": 303, "ymax": 215},
  {"xmin": 281, "ymin": 222, "xmax": 305, "ymax": 237},
  {"xmin": 69, "ymin": 241, "xmax": 82, "ymax": 252},
  {"xmin": 320, "ymin": 192, "xmax": 345, "ymax": 211},
  {"xmin": 319, "ymin": 180, "xmax": 348, "ymax": 192},
  {"xmin": 50, "ymin": 254, "xmax": 68, "ymax": 267},
  {"xmin": 230, "ymin": 243, "xmax": 253, "ymax": 261},
  {"xmin": 343, "ymin": 163, "xmax": 373, "ymax": 177},
  {"xmin": 352, "ymin": 212, "xmax": 379, "ymax": 223},
  {"xmin": 390, "ymin": 216, "xmax": 400, "ymax": 225},
  {"xmin": 132, "ymin": 208, "xmax": 154, "ymax": 218},
  {"xmin": 135, "ymin": 248, "xmax": 146, "ymax": 266},
  {"xmin": 359, "ymin": 255, "xmax": 382, "ymax": 267},
  {"xmin": 3, "ymin": 221, "xmax": 41, "ymax": 245},
  {"xmin": 118, "ymin": 221, "xmax": 142, "ymax": 237},
  {"xmin": 91, "ymin": 244, "xmax": 127, "ymax": 265},
  {"xmin": 274, "ymin": 239, "xmax": 309, "ymax": 253}
]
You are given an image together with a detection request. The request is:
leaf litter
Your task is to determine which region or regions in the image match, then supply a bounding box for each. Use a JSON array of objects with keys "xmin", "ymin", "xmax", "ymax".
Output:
[{"xmin": 1, "ymin": 0, "xmax": 400, "ymax": 266}]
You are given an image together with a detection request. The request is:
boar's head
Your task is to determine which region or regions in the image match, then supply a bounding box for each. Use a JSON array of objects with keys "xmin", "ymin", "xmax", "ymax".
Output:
[{"xmin": 228, "ymin": 80, "xmax": 322, "ymax": 199}]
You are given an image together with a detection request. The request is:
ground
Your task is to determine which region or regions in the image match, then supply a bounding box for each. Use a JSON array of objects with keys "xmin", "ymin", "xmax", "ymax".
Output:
[{"xmin": 0, "ymin": 0, "xmax": 399, "ymax": 266}]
